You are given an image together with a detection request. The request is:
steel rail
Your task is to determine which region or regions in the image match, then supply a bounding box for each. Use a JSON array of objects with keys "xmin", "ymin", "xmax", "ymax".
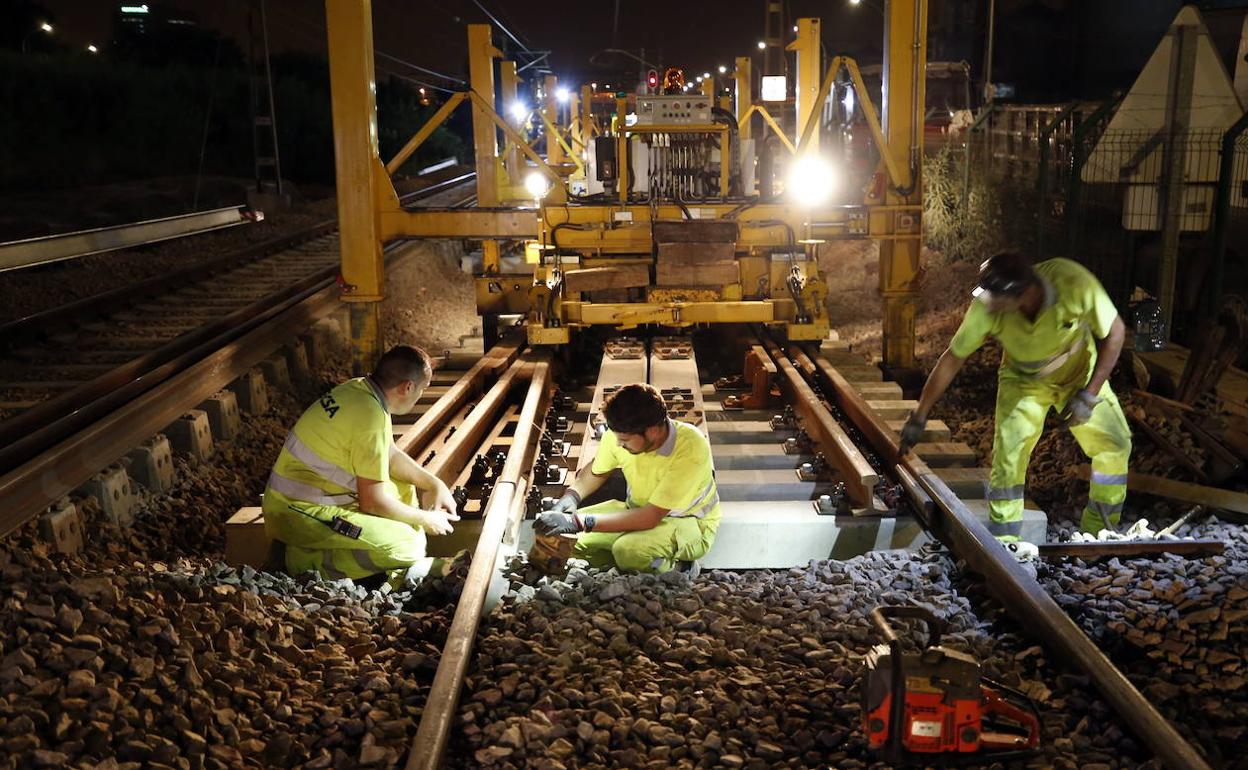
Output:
[
  {"xmin": 0, "ymin": 277, "xmax": 350, "ymax": 539},
  {"xmin": 798, "ymin": 344, "xmax": 1213, "ymax": 770},
  {"xmin": 423, "ymin": 361, "xmax": 526, "ymax": 486},
  {"xmin": 0, "ymin": 205, "xmax": 255, "ymax": 273},
  {"xmin": 395, "ymin": 338, "xmax": 525, "ymax": 459},
  {"xmin": 406, "ymin": 355, "xmax": 552, "ymax": 770},
  {"xmin": 0, "ymin": 170, "xmax": 475, "ymax": 349},
  {"xmin": 758, "ymin": 334, "xmax": 878, "ymax": 506}
]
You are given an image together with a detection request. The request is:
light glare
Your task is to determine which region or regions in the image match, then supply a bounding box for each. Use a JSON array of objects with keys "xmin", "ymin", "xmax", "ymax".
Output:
[
  {"xmin": 787, "ymin": 156, "xmax": 836, "ymax": 207},
  {"xmin": 757, "ymin": 40, "xmax": 766, "ymax": 50},
  {"xmin": 509, "ymin": 102, "xmax": 528, "ymax": 122},
  {"xmin": 556, "ymin": 87, "xmax": 570, "ymax": 103},
  {"xmin": 524, "ymin": 172, "xmax": 551, "ymax": 199}
]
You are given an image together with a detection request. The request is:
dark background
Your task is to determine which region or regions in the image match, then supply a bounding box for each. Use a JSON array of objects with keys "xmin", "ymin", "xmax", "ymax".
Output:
[{"xmin": 3, "ymin": 0, "xmax": 1246, "ymax": 192}]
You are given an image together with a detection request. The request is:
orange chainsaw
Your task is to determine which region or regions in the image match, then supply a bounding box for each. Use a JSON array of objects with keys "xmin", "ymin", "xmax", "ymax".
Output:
[{"xmin": 862, "ymin": 605, "xmax": 1042, "ymax": 765}]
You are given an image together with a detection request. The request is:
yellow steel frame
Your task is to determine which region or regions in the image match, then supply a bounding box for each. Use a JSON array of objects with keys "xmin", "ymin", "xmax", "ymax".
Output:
[{"xmin": 324, "ymin": 7, "xmax": 926, "ymax": 365}]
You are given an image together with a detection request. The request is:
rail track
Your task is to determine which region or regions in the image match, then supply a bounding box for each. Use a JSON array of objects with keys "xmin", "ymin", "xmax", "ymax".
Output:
[
  {"xmin": 391, "ymin": 330, "xmax": 1213, "ymax": 770},
  {"xmin": 0, "ymin": 170, "xmax": 477, "ymax": 540}
]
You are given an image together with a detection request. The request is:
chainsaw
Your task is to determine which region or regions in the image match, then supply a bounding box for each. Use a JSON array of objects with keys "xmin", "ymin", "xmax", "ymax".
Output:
[{"xmin": 861, "ymin": 605, "xmax": 1042, "ymax": 765}]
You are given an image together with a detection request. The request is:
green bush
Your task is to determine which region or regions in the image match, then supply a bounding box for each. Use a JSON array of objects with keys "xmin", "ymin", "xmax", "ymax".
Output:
[{"xmin": 923, "ymin": 143, "xmax": 1038, "ymax": 262}]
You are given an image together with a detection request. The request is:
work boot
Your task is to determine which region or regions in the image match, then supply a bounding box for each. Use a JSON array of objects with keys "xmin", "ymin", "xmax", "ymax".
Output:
[{"xmin": 676, "ymin": 560, "xmax": 701, "ymax": 580}]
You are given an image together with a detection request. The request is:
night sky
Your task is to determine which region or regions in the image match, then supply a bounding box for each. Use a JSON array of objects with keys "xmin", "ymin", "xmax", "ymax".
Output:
[{"xmin": 36, "ymin": 0, "xmax": 895, "ymax": 90}]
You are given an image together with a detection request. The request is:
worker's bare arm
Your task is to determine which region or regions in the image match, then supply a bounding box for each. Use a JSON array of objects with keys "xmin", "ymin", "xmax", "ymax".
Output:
[
  {"xmin": 387, "ymin": 443, "xmax": 458, "ymax": 514},
  {"xmin": 356, "ymin": 476, "xmax": 459, "ymax": 535},
  {"xmin": 1085, "ymin": 316, "xmax": 1125, "ymax": 395},
  {"xmin": 914, "ymin": 348, "xmax": 968, "ymax": 420},
  {"xmin": 566, "ymin": 463, "xmax": 611, "ymax": 502},
  {"xmin": 580, "ymin": 503, "xmax": 669, "ymax": 533}
]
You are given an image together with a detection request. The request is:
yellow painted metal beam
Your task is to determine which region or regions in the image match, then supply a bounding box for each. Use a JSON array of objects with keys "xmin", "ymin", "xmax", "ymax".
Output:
[
  {"xmin": 738, "ymin": 105, "xmax": 796, "ymax": 154},
  {"xmin": 788, "ymin": 18, "xmax": 822, "ymax": 153},
  {"xmin": 877, "ymin": 0, "xmax": 928, "ymax": 370},
  {"xmin": 325, "ymin": 0, "xmax": 386, "ymax": 373},
  {"xmin": 499, "ymin": 60, "xmax": 522, "ymax": 188},
  {"xmin": 468, "ymin": 24, "xmax": 501, "ymax": 207},
  {"xmin": 543, "ymin": 75, "xmax": 565, "ymax": 168}
]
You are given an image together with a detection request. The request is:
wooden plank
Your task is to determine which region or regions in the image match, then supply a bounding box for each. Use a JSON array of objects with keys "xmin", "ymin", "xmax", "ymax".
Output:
[
  {"xmin": 853, "ymin": 382, "xmax": 904, "ymax": 399},
  {"xmin": 656, "ymin": 241, "xmax": 736, "ymax": 264},
  {"xmin": 913, "ymin": 442, "xmax": 979, "ymax": 468},
  {"xmin": 1037, "ymin": 540, "xmax": 1224, "ymax": 559},
  {"xmin": 652, "ymin": 219, "xmax": 738, "ymax": 243},
  {"xmin": 885, "ymin": 417, "xmax": 950, "ymax": 442},
  {"xmin": 1138, "ymin": 346, "xmax": 1248, "ymax": 417},
  {"xmin": 655, "ymin": 261, "xmax": 739, "ymax": 287},
  {"xmin": 563, "ymin": 265, "xmax": 650, "ymax": 294},
  {"xmin": 866, "ymin": 399, "xmax": 919, "ymax": 419},
  {"xmin": 1077, "ymin": 466, "xmax": 1248, "ymax": 514}
]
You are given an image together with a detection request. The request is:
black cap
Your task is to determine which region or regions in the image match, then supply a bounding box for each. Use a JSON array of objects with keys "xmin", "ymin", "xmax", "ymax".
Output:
[{"xmin": 975, "ymin": 252, "xmax": 1036, "ymax": 298}]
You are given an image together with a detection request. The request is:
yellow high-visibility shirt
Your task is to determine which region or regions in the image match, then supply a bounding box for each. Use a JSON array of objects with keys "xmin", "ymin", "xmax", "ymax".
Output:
[
  {"xmin": 591, "ymin": 419, "xmax": 721, "ymax": 522},
  {"xmin": 949, "ymin": 258, "xmax": 1119, "ymax": 387},
  {"xmin": 262, "ymin": 377, "xmax": 391, "ymax": 513}
]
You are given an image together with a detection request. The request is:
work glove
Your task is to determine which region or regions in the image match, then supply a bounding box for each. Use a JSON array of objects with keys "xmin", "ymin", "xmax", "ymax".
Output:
[
  {"xmin": 1062, "ymin": 389, "xmax": 1102, "ymax": 427},
  {"xmin": 547, "ymin": 491, "xmax": 581, "ymax": 515},
  {"xmin": 898, "ymin": 411, "xmax": 927, "ymax": 454},
  {"xmin": 534, "ymin": 511, "xmax": 593, "ymax": 536}
]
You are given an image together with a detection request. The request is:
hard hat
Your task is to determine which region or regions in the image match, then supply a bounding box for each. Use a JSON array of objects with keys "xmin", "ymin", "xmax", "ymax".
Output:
[{"xmin": 973, "ymin": 251, "xmax": 1035, "ymax": 300}]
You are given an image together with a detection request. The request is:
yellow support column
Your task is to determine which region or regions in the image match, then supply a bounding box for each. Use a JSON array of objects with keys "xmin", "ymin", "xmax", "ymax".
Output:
[
  {"xmin": 500, "ymin": 60, "xmax": 522, "ymax": 189},
  {"xmin": 877, "ymin": 0, "xmax": 928, "ymax": 373},
  {"xmin": 467, "ymin": 24, "xmax": 502, "ymax": 272},
  {"xmin": 325, "ymin": 0, "xmax": 385, "ymax": 374},
  {"xmin": 543, "ymin": 75, "xmax": 565, "ymax": 168},
  {"xmin": 788, "ymin": 18, "xmax": 822, "ymax": 153},
  {"xmin": 735, "ymin": 56, "xmax": 752, "ymax": 140}
]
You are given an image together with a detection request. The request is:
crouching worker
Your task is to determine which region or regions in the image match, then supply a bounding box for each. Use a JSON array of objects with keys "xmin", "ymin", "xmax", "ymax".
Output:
[
  {"xmin": 262, "ymin": 345, "xmax": 460, "ymax": 587},
  {"xmin": 534, "ymin": 383, "xmax": 719, "ymax": 574}
]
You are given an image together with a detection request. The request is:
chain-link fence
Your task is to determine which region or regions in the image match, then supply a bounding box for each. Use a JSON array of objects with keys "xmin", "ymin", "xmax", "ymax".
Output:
[{"xmin": 948, "ymin": 102, "xmax": 1248, "ymax": 334}]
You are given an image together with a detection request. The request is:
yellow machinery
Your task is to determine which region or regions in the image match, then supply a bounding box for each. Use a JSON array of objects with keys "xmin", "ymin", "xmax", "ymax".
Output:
[{"xmin": 324, "ymin": 0, "xmax": 927, "ymax": 374}]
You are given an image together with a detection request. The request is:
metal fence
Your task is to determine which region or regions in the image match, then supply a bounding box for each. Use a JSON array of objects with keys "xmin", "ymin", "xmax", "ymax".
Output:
[{"xmin": 956, "ymin": 102, "xmax": 1248, "ymax": 333}]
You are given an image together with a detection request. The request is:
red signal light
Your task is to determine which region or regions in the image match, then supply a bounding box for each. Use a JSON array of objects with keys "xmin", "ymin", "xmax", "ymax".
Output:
[{"xmin": 646, "ymin": 70, "xmax": 658, "ymax": 90}]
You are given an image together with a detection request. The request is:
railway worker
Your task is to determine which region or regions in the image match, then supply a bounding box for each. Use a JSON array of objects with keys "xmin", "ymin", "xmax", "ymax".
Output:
[
  {"xmin": 262, "ymin": 345, "xmax": 461, "ymax": 587},
  {"xmin": 534, "ymin": 383, "xmax": 719, "ymax": 574},
  {"xmin": 899, "ymin": 252, "xmax": 1132, "ymax": 548}
]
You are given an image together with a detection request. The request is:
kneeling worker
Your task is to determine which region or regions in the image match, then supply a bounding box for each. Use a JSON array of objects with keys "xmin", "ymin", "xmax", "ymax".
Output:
[
  {"xmin": 262, "ymin": 345, "xmax": 460, "ymax": 586},
  {"xmin": 900, "ymin": 252, "xmax": 1132, "ymax": 547},
  {"xmin": 535, "ymin": 383, "xmax": 719, "ymax": 573}
]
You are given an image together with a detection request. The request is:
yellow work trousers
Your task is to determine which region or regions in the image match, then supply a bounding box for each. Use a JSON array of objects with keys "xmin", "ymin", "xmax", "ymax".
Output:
[
  {"xmin": 988, "ymin": 378, "xmax": 1131, "ymax": 536},
  {"xmin": 572, "ymin": 500, "xmax": 719, "ymax": 573},
  {"xmin": 266, "ymin": 482, "xmax": 430, "ymax": 586}
]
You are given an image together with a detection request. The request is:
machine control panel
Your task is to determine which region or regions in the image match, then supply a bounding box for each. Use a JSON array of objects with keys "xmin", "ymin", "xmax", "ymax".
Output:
[{"xmin": 635, "ymin": 95, "xmax": 713, "ymax": 125}]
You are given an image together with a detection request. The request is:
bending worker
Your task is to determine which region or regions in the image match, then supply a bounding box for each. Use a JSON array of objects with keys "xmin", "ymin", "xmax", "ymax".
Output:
[
  {"xmin": 535, "ymin": 383, "xmax": 719, "ymax": 573},
  {"xmin": 262, "ymin": 345, "xmax": 460, "ymax": 586},
  {"xmin": 900, "ymin": 252, "xmax": 1132, "ymax": 542}
]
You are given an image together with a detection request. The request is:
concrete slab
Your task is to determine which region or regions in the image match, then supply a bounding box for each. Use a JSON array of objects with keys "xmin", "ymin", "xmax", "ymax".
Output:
[
  {"xmin": 932, "ymin": 467, "xmax": 990, "ymax": 498},
  {"xmin": 701, "ymin": 501, "xmax": 930, "ymax": 568},
  {"xmin": 40, "ymin": 498, "xmax": 84, "ymax": 555},
  {"xmin": 835, "ymin": 365, "xmax": 883, "ymax": 382},
  {"xmin": 127, "ymin": 434, "xmax": 175, "ymax": 493},
  {"xmin": 853, "ymin": 382, "xmax": 904, "ymax": 399},
  {"xmin": 961, "ymin": 500, "xmax": 1048, "ymax": 544},
  {"xmin": 707, "ymin": 420, "xmax": 792, "ymax": 445},
  {"xmin": 914, "ymin": 442, "xmax": 979, "ymax": 467},
  {"xmin": 708, "ymin": 444, "xmax": 807, "ymax": 470},
  {"xmin": 717, "ymin": 469, "xmax": 835, "ymax": 501},
  {"xmin": 884, "ymin": 417, "xmax": 949, "ymax": 442},
  {"xmin": 866, "ymin": 399, "xmax": 919, "ymax": 419}
]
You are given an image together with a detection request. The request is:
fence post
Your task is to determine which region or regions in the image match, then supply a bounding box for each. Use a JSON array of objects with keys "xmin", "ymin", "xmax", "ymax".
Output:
[
  {"xmin": 1065, "ymin": 95, "xmax": 1122, "ymax": 261},
  {"xmin": 962, "ymin": 104, "xmax": 997, "ymax": 208},
  {"xmin": 1211, "ymin": 110, "xmax": 1248, "ymax": 313},
  {"xmin": 1036, "ymin": 102, "xmax": 1080, "ymax": 257}
]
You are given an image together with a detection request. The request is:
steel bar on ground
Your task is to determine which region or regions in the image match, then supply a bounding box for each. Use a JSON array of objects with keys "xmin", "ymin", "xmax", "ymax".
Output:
[
  {"xmin": 809, "ymin": 354, "xmax": 1213, "ymax": 770},
  {"xmin": 0, "ymin": 206, "xmax": 254, "ymax": 273},
  {"xmin": 406, "ymin": 356, "xmax": 551, "ymax": 770},
  {"xmin": 395, "ymin": 337, "xmax": 524, "ymax": 458},
  {"xmin": 0, "ymin": 283, "xmax": 342, "ymax": 540},
  {"xmin": 422, "ymin": 361, "xmax": 524, "ymax": 486},
  {"xmin": 760, "ymin": 335, "xmax": 877, "ymax": 505},
  {"xmin": 1036, "ymin": 540, "xmax": 1224, "ymax": 559}
]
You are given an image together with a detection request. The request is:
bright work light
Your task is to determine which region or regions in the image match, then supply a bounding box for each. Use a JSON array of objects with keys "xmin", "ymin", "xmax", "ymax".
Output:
[
  {"xmin": 509, "ymin": 102, "xmax": 528, "ymax": 122},
  {"xmin": 556, "ymin": 87, "xmax": 570, "ymax": 103},
  {"xmin": 525, "ymin": 171, "xmax": 551, "ymax": 200},
  {"xmin": 787, "ymin": 156, "xmax": 836, "ymax": 207}
]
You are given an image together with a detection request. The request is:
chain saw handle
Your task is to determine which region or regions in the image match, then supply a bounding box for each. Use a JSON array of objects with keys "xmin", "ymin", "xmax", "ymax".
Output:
[{"xmin": 869, "ymin": 604, "xmax": 947, "ymax": 648}]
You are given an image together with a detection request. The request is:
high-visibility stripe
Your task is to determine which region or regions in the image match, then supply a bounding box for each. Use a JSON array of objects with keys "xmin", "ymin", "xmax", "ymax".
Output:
[
  {"xmin": 987, "ymin": 518, "xmax": 1023, "ymax": 537},
  {"xmin": 1008, "ymin": 324, "xmax": 1089, "ymax": 378},
  {"xmin": 649, "ymin": 556, "xmax": 666, "ymax": 569},
  {"xmin": 1087, "ymin": 499, "xmax": 1124, "ymax": 515},
  {"xmin": 987, "ymin": 485, "xmax": 1026, "ymax": 501},
  {"xmin": 281, "ymin": 431, "xmax": 357, "ymax": 491},
  {"xmin": 668, "ymin": 479, "xmax": 715, "ymax": 516},
  {"xmin": 669, "ymin": 491, "xmax": 719, "ymax": 519},
  {"xmin": 265, "ymin": 471, "xmax": 356, "ymax": 507},
  {"xmin": 351, "ymin": 549, "xmax": 385, "ymax": 574},
  {"xmin": 1090, "ymin": 471, "xmax": 1128, "ymax": 486}
]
